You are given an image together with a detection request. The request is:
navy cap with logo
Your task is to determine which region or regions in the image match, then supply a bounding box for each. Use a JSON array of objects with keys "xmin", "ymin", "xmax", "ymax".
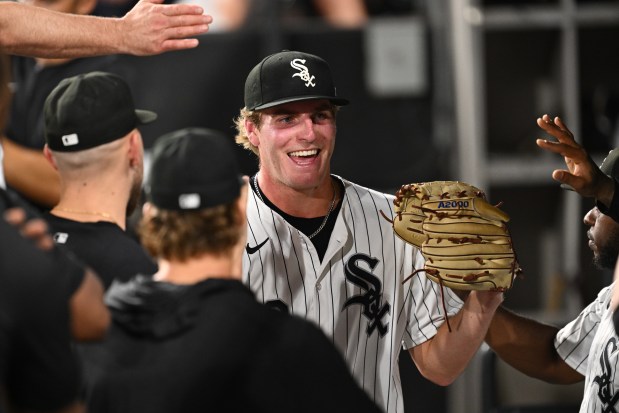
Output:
[
  {"xmin": 244, "ymin": 50, "xmax": 349, "ymax": 111},
  {"xmin": 146, "ymin": 128, "xmax": 243, "ymax": 211},
  {"xmin": 44, "ymin": 71, "xmax": 157, "ymax": 152}
]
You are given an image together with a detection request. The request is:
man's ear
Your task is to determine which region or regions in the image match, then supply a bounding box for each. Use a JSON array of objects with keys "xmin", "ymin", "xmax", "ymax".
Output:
[
  {"xmin": 127, "ymin": 130, "xmax": 143, "ymax": 167},
  {"xmin": 142, "ymin": 201, "xmax": 155, "ymax": 218},
  {"xmin": 43, "ymin": 145, "xmax": 58, "ymax": 170},
  {"xmin": 245, "ymin": 120, "xmax": 260, "ymax": 148}
]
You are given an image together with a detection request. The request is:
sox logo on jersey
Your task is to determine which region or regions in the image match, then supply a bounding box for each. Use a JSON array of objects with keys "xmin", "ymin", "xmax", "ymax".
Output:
[
  {"xmin": 343, "ymin": 253, "xmax": 391, "ymax": 337},
  {"xmin": 257, "ymin": 252, "xmax": 392, "ymax": 337},
  {"xmin": 593, "ymin": 337, "xmax": 619, "ymax": 411}
]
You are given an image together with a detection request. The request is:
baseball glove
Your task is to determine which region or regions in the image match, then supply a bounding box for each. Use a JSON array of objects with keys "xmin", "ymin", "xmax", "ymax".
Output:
[{"xmin": 384, "ymin": 181, "xmax": 521, "ymax": 292}]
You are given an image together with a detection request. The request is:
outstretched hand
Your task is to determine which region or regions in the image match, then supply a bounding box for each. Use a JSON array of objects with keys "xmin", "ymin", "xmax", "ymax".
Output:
[
  {"xmin": 536, "ymin": 114, "xmax": 614, "ymax": 205},
  {"xmin": 120, "ymin": 0, "xmax": 213, "ymax": 55}
]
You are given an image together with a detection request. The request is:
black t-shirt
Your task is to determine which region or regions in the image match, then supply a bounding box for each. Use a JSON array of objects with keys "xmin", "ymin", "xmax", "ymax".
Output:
[
  {"xmin": 80, "ymin": 277, "xmax": 381, "ymax": 413},
  {"xmin": 0, "ymin": 218, "xmax": 85, "ymax": 410},
  {"xmin": 44, "ymin": 214, "xmax": 158, "ymax": 290}
]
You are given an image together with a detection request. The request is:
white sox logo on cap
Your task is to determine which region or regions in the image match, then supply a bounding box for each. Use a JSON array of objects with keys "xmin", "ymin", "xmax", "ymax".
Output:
[{"xmin": 290, "ymin": 58, "xmax": 316, "ymax": 87}]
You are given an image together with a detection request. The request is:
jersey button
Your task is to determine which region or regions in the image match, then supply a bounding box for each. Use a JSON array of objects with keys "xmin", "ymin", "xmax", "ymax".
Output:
[{"xmin": 316, "ymin": 283, "xmax": 322, "ymax": 291}]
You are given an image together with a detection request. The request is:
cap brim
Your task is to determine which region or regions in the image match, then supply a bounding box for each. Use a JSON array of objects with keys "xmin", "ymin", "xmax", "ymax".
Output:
[
  {"xmin": 136, "ymin": 109, "xmax": 158, "ymax": 125},
  {"xmin": 253, "ymin": 95, "xmax": 349, "ymax": 111}
]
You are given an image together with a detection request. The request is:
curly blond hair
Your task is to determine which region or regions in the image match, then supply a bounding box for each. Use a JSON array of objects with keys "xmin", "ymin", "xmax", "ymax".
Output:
[
  {"xmin": 138, "ymin": 203, "xmax": 241, "ymax": 262},
  {"xmin": 233, "ymin": 107, "xmax": 262, "ymax": 156}
]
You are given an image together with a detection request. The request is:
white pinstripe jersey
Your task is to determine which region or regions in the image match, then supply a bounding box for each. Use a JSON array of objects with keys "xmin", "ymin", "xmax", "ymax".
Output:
[
  {"xmin": 242, "ymin": 176, "xmax": 463, "ymax": 413},
  {"xmin": 555, "ymin": 283, "xmax": 619, "ymax": 412}
]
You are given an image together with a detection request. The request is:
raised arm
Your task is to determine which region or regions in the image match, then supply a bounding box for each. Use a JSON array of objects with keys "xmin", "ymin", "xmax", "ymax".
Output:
[
  {"xmin": 536, "ymin": 114, "xmax": 615, "ymax": 209},
  {"xmin": 69, "ymin": 268, "xmax": 110, "ymax": 341},
  {"xmin": 0, "ymin": 0, "xmax": 212, "ymax": 58},
  {"xmin": 485, "ymin": 306, "xmax": 583, "ymax": 384},
  {"xmin": 409, "ymin": 290, "xmax": 503, "ymax": 386}
]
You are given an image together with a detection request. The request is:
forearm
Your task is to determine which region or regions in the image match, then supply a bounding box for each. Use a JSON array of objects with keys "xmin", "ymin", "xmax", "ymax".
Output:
[
  {"xmin": 0, "ymin": 4, "xmax": 123, "ymax": 58},
  {"xmin": 2, "ymin": 138, "xmax": 60, "ymax": 207},
  {"xmin": 70, "ymin": 269, "xmax": 110, "ymax": 341},
  {"xmin": 411, "ymin": 291, "xmax": 502, "ymax": 386},
  {"xmin": 0, "ymin": 1, "xmax": 210, "ymax": 58},
  {"xmin": 485, "ymin": 306, "xmax": 582, "ymax": 384}
]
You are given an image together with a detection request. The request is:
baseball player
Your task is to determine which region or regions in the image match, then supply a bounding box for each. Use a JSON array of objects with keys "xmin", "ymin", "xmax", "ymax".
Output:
[
  {"xmin": 0, "ymin": 61, "xmax": 110, "ymax": 411},
  {"xmin": 486, "ymin": 115, "xmax": 619, "ymax": 412},
  {"xmin": 234, "ymin": 50, "xmax": 504, "ymax": 413},
  {"xmin": 41, "ymin": 71, "xmax": 158, "ymax": 289}
]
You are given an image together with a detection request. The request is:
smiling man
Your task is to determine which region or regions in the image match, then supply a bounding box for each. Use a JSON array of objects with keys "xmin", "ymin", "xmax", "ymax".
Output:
[{"xmin": 234, "ymin": 50, "xmax": 504, "ymax": 413}]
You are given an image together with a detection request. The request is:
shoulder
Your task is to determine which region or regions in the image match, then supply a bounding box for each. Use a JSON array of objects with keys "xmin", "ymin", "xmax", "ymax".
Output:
[{"xmin": 338, "ymin": 176, "xmax": 395, "ymax": 204}]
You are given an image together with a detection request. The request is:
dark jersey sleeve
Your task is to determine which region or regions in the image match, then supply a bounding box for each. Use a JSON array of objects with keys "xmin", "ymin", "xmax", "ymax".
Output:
[{"xmin": 0, "ymin": 218, "xmax": 85, "ymax": 410}]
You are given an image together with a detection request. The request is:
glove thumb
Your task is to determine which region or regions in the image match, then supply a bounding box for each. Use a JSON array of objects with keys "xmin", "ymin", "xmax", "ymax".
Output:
[{"xmin": 472, "ymin": 198, "xmax": 510, "ymax": 222}]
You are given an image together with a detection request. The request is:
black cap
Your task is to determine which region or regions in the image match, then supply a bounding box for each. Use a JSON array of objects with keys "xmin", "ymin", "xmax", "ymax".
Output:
[
  {"xmin": 561, "ymin": 148, "xmax": 619, "ymax": 191},
  {"xmin": 146, "ymin": 128, "xmax": 243, "ymax": 210},
  {"xmin": 600, "ymin": 148, "xmax": 619, "ymax": 181},
  {"xmin": 44, "ymin": 71, "xmax": 157, "ymax": 152},
  {"xmin": 244, "ymin": 50, "xmax": 349, "ymax": 111}
]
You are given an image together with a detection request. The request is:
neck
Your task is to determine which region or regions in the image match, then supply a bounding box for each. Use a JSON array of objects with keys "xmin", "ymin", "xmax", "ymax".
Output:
[
  {"xmin": 52, "ymin": 180, "xmax": 130, "ymax": 230},
  {"xmin": 154, "ymin": 254, "xmax": 240, "ymax": 285},
  {"xmin": 255, "ymin": 173, "xmax": 338, "ymax": 218}
]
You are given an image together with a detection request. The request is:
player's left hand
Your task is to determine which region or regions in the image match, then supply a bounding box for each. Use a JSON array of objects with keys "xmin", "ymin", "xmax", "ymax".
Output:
[
  {"xmin": 120, "ymin": 0, "xmax": 213, "ymax": 55},
  {"xmin": 536, "ymin": 114, "xmax": 611, "ymax": 199}
]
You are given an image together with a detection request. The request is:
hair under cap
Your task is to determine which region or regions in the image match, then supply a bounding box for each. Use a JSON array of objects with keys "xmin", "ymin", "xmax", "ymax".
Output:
[{"xmin": 146, "ymin": 127, "xmax": 243, "ymax": 210}]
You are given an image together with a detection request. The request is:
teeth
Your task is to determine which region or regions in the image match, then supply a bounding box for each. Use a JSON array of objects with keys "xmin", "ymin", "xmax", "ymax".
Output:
[{"xmin": 289, "ymin": 149, "xmax": 318, "ymax": 157}]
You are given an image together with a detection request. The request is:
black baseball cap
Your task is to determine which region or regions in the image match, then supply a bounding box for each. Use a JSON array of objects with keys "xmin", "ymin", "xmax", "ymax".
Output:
[
  {"xmin": 600, "ymin": 148, "xmax": 619, "ymax": 181},
  {"xmin": 561, "ymin": 148, "xmax": 619, "ymax": 190},
  {"xmin": 44, "ymin": 71, "xmax": 157, "ymax": 152},
  {"xmin": 146, "ymin": 128, "xmax": 243, "ymax": 211},
  {"xmin": 244, "ymin": 50, "xmax": 349, "ymax": 111}
]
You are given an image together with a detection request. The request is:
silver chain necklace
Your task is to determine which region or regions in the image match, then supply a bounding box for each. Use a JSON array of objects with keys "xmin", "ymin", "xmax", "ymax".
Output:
[{"xmin": 252, "ymin": 175, "xmax": 337, "ymax": 239}]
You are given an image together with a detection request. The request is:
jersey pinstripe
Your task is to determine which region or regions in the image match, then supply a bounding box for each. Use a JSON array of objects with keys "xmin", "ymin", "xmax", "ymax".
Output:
[
  {"xmin": 242, "ymin": 176, "xmax": 463, "ymax": 413},
  {"xmin": 555, "ymin": 283, "xmax": 619, "ymax": 412}
]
